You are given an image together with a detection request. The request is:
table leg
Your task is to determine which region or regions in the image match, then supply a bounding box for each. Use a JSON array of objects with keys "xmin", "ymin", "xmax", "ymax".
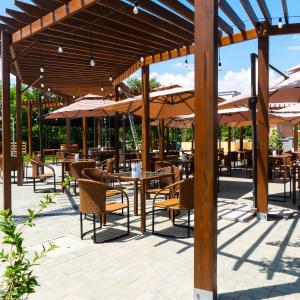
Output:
[
  {"xmin": 134, "ymin": 180, "xmax": 138, "ymax": 216},
  {"xmin": 61, "ymin": 163, "xmax": 65, "ymax": 192},
  {"xmin": 140, "ymin": 179, "xmax": 146, "ymax": 234},
  {"xmin": 293, "ymin": 167, "xmax": 296, "ymax": 205}
]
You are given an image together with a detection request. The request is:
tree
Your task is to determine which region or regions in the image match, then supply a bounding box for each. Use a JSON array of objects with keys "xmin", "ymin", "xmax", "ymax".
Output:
[{"xmin": 126, "ymin": 76, "xmax": 161, "ymax": 93}]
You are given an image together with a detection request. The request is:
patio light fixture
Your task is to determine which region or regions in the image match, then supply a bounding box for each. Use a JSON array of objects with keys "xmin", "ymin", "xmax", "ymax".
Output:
[
  {"xmin": 58, "ymin": 44, "xmax": 63, "ymax": 53},
  {"xmin": 133, "ymin": 1, "xmax": 139, "ymax": 14},
  {"xmin": 278, "ymin": 18, "xmax": 283, "ymax": 29}
]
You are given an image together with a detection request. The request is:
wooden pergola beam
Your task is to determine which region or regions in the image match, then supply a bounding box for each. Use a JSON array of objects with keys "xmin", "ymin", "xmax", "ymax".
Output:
[
  {"xmin": 281, "ymin": 0, "xmax": 289, "ymax": 25},
  {"xmin": 1, "ymin": 31, "xmax": 12, "ymax": 211},
  {"xmin": 12, "ymin": 0, "xmax": 99, "ymax": 43},
  {"xmin": 194, "ymin": 0, "xmax": 218, "ymax": 299},
  {"xmin": 218, "ymin": 16, "xmax": 234, "ymax": 36},
  {"xmin": 257, "ymin": 0, "xmax": 272, "ymax": 25},
  {"xmin": 257, "ymin": 36, "xmax": 269, "ymax": 219},
  {"xmin": 240, "ymin": 0, "xmax": 259, "ymax": 27}
]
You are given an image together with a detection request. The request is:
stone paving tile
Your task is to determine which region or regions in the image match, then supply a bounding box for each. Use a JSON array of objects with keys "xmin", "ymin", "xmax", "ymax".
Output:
[{"xmin": 1, "ymin": 167, "xmax": 300, "ymax": 299}]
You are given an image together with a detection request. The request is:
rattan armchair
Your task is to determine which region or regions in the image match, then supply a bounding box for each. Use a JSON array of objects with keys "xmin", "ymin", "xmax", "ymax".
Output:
[
  {"xmin": 154, "ymin": 160, "xmax": 172, "ymax": 171},
  {"xmin": 152, "ymin": 178, "xmax": 194, "ymax": 238},
  {"xmin": 97, "ymin": 157, "xmax": 116, "ymax": 173},
  {"xmin": 69, "ymin": 161, "xmax": 96, "ymax": 195},
  {"xmin": 30, "ymin": 159, "xmax": 56, "ymax": 192},
  {"xmin": 78, "ymin": 179, "xmax": 130, "ymax": 243}
]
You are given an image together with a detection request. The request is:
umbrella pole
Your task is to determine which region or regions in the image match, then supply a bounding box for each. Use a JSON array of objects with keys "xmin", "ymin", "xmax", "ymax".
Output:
[{"xmin": 249, "ymin": 53, "xmax": 258, "ymax": 210}]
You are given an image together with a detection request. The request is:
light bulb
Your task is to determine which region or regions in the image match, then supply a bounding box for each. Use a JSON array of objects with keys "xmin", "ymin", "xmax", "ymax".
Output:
[
  {"xmin": 184, "ymin": 59, "xmax": 188, "ymax": 68},
  {"xmin": 40, "ymin": 65, "xmax": 45, "ymax": 73},
  {"xmin": 73, "ymin": 96, "xmax": 75, "ymax": 99},
  {"xmin": 109, "ymin": 93, "xmax": 113, "ymax": 97},
  {"xmin": 118, "ymin": 86, "xmax": 122, "ymax": 92},
  {"xmin": 58, "ymin": 45, "xmax": 63, "ymax": 53},
  {"xmin": 40, "ymin": 74, "xmax": 44, "ymax": 79},
  {"xmin": 101, "ymin": 87, "xmax": 104, "ymax": 92},
  {"xmin": 278, "ymin": 17, "xmax": 283, "ymax": 29},
  {"xmin": 218, "ymin": 62, "xmax": 222, "ymax": 71},
  {"xmin": 41, "ymin": 95, "xmax": 45, "ymax": 100},
  {"xmin": 48, "ymin": 88, "xmax": 51, "ymax": 92},
  {"xmin": 133, "ymin": 4, "xmax": 139, "ymax": 14},
  {"xmin": 109, "ymin": 75, "xmax": 113, "ymax": 81},
  {"xmin": 41, "ymin": 81, "xmax": 45, "ymax": 88},
  {"xmin": 90, "ymin": 58, "xmax": 95, "ymax": 67}
]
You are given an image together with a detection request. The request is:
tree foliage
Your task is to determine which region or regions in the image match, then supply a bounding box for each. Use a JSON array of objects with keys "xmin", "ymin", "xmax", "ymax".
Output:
[{"xmin": 126, "ymin": 76, "xmax": 161, "ymax": 93}]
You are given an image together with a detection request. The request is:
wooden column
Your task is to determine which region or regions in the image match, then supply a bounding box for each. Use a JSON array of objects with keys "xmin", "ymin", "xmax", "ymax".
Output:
[
  {"xmin": 38, "ymin": 94, "xmax": 44, "ymax": 163},
  {"xmin": 16, "ymin": 77, "xmax": 23, "ymax": 186},
  {"xmin": 66, "ymin": 119, "xmax": 71, "ymax": 152},
  {"xmin": 239, "ymin": 127, "xmax": 244, "ymax": 151},
  {"xmin": 27, "ymin": 105, "xmax": 33, "ymax": 158},
  {"xmin": 141, "ymin": 65, "xmax": 150, "ymax": 171},
  {"xmin": 82, "ymin": 117, "xmax": 87, "ymax": 158},
  {"xmin": 97, "ymin": 118, "xmax": 102, "ymax": 146},
  {"xmin": 227, "ymin": 126, "xmax": 231, "ymax": 153},
  {"xmin": 293, "ymin": 125, "xmax": 298, "ymax": 150},
  {"xmin": 158, "ymin": 119, "xmax": 165, "ymax": 161},
  {"xmin": 1, "ymin": 31, "xmax": 11, "ymax": 211},
  {"xmin": 115, "ymin": 86, "xmax": 120, "ymax": 173},
  {"xmin": 194, "ymin": 1, "xmax": 218, "ymax": 299},
  {"xmin": 257, "ymin": 36, "xmax": 269, "ymax": 218}
]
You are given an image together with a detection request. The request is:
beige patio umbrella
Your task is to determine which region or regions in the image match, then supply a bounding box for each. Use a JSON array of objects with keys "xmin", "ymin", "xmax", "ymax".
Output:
[
  {"xmin": 45, "ymin": 95, "xmax": 115, "ymax": 119},
  {"xmin": 94, "ymin": 87, "xmax": 224, "ymax": 119},
  {"xmin": 219, "ymin": 69, "xmax": 300, "ymax": 109},
  {"xmin": 151, "ymin": 114, "xmax": 194, "ymax": 128}
]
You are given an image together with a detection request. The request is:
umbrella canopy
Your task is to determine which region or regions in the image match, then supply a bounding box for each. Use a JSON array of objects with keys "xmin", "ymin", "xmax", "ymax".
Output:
[
  {"xmin": 45, "ymin": 96, "xmax": 115, "ymax": 119},
  {"xmin": 94, "ymin": 87, "xmax": 224, "ymax": 119},
  {"xmin": 219, "ymin": 69, "xmax": 300, "ymax": 109},
  {"xmin": 151, "ymin": 115, "xmax": 194, "ymax": 128}
]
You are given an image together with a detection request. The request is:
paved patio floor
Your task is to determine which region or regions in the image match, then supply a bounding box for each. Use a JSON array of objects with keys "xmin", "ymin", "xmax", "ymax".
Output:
[{"xmin": 1, "ymin": 166, "xmax": 300, "ymax": 299}]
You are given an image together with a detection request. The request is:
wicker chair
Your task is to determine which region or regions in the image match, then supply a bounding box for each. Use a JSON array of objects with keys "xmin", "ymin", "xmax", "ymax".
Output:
[
  {"xmin": 78, "ymin": 179, "xmax": 130, "ymax": 243},
  {"xmin": 154, "ymin": 160, "xmax": 172, "ymax": 171},
  {"xmin": 152, "ymin": 177, "xmax": 194, "ymax": 238},
  {"xmin": 30, "ymin": 159, "xmax": 56, "ymax": 192},
  {"xmin": 69, "ymin": 161, "xmax": 96, "ymax": 195},
  {"xmin": 146, "ymin": 166, "xmax": 181, "ymax": 198},
  {"xmin": 97, "ymin": 157, "xmax": 116, "ymax": 174}
]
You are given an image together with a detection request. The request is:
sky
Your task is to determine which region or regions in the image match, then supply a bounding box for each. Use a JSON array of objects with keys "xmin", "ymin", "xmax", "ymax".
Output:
[{"xmin": 1, "ymin": 0, "xmax": 300, "ymax": 93}]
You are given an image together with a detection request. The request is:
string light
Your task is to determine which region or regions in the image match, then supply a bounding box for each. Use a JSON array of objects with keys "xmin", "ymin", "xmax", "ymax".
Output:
[
  {"xmin": 278, "ymin": 17, "xmax": 283, "ymax": 29},
  {"xmin": 90, "ymin": 56, "xmax": 96, "ymax": 67},
  {"xmin": 41, "ymin": 81, "xmax": 45, "ymax": 88},
  {"xmin": 109, "ymin": 75, "xmax": 113, "ymax": 81},
  {"xmin": 89, "ymin": 29, "xmax": 95, "ymax": 67},
  {"xmin": 48, "ymin": 88, "xmax": 51, "ymax": 92},
  {"xmin": 133, "ymin": 0, "xmax": 139, "ymax": 14},
  {"xmin": 118, "ymin": 86, "xmax": 122, "ymax": 92},
  {"xmin": 40, "ymin": 74, "xmax": 44, "ymax": 79},
  {"xmin": 184, "ymin": 55, "xmax": 188, "ymax": 68},
  {"xmin": 218, "ymin": 48, "xmax": 222, "ymax": 71},
  {"xmin": 109, "ymin": 92, "xmax": 113, "ymax": 97},
  {"xmin": 40, "ymin": 64, "xmax": 45, "ymax": 73},
  {"xmin": 73, "ymin": 96, "xmax": 76, "ymax": 99},
  {"xmin": 58, "ymin": 44, "xmax": 63, "ymax": 53},
  {"xmin": 101, "ymin": 87, "xmax": 104, "ymax": 92}
]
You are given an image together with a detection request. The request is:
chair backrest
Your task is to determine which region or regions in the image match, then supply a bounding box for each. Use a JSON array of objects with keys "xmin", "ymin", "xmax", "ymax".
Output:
[
  {"xmin": 173, "ymin": 166, "xmax": 182, "ymax": 182},
  {"xmin": 155, "ymin": 160, "xmax": 172, "ymax": 171},
  {"xmin": 179, "ymin": 177, "xmax": 194, "ymax": 210},
  {"xmin": 157, "ymin": 166, "xmax": 175, "ymax": 188},
  {"xmin": 77, "ymin": 179, "xmax": 106, "ymax": 214},
  {"xmin": 30, "ymin": 159, "xmax": 40, "ymax": 178},
  {"xmin": 82, "ymin": 168, "xmax": 106, "ymax": 182},
  {"xmin": 106, "ymin": 157, "xmax": 116, "ymax": 174},
  {"xmin": 69, "ymin": 161, "xmax": 96, "ymax": 180}
]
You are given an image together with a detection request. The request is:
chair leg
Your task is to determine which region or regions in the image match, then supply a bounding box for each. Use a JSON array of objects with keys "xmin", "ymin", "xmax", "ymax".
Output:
[
  {"xmin": 121, "ymin": 193, "xmax": 124, "ymax": 215},
  {"xmin": 80, "ymin": 212, "xmax": 83, "ymax": 239},
  {"xmin": 53, "ymin": 176, "xmax": 56, "ymax": 192},
  {"xmin": 93, "ymin": 214, "xmax": 96, "ymax": 243},
  {"xmin": 152, "ymin": 206, "xmax": 155, "ymax": 234},
  {"xmin": 127, "ymin": 206, "xmax": 130, "ymax": 234},
  {"xmin": 187, "ymin": 210, "xmax": 191, "ymax": 238},
  {"xmin": 33, "ymin": 178, "xmax": 36, "ymax": 192},
  {"xmin": 73, "ymin": 180, "xmax": 77, "ymax": 196}
]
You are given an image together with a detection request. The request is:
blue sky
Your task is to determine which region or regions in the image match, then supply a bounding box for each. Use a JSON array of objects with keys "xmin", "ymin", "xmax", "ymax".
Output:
[{"xmin": 1, "ymin": 0, "xmax": 300, "ymax": 92}]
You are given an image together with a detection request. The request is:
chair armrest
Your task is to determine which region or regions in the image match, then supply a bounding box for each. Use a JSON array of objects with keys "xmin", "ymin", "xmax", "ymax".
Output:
[
  {"xmin": 153, "ymin": 180, "xmax": 183, "ymax": 204},
  {"xmin": 43, "ymin": 163, "xmax": 56, "ymax": 176}
]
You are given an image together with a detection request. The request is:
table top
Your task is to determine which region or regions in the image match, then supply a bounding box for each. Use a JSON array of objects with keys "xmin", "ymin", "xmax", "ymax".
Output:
[
  {"xmin": 112, "ymin": 171, "xmax": 173, "ymax": 181},
  {"xmin": 61, "ymin": 159, "xmax": 95, "ymax": 164},
  {"xmin": 269, "ymin": 154, "xmax": 292, "ymax": 158},
  {"xmin": 168, "ymin": 158, "xmax": 194, "ymax": 164}
]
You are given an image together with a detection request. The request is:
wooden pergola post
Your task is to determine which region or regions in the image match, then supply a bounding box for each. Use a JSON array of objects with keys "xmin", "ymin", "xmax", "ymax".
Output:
[
  {"xmin": 141, "ymin": 65, "xmax": 150, "ymax": 171},
  {"xmin": 16, "ymin": 77, "xmax": 23, "ymax": 186},
  {"xmin": 194, "ymin": 1, "xmax": 218, "ymax": 299},
  {"xmin": 227, "ymin": 126, "xmax": 232, "ymax": 153},
  {"xmin": 239, "ymin": 127, "xmax": 244, "ymax": 151},
  {"xmin": 115, "ymin": 85, "xmax": 120, "ymax": 173},
  {"xmin": 27, "ymin": 105, "xmax": 33, "ymax": 158},
  {"xmin": 66, "ymin": 119, "xmax": 71, "ymax": 152},
  {"xmin": 97, "ymin": 118, "xmax": 102, "ymax": 146},
  {"xmin": 82, "ymin": 117, "xmax": 87, "ymax": 158},
  {"xmin": 293, "ymin": 125, "xmax": 298, "ymax": 150},
  {"xmin": 38, "ymin": 93, "xmax": 44, "ymax": 163},
  {"xmin": 1, "ymin": 31, "xmax": 12, "ymax": 211},
  {"xmin": 257, "ymin": 36, "xmax": 269, "ymax": 220},
  {"xmin": 158, "ymin": 119, "xmax": 165, "ymax": 161}
]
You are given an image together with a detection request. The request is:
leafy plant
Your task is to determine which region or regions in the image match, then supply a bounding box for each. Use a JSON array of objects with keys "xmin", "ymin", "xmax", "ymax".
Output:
[
  {"xmin": 0, "ymin": 194, "xmax": 57, "ymax": 299},
  {"xmin": 269, "ymin": 129, "xmax": 283, "ymax": 150}
]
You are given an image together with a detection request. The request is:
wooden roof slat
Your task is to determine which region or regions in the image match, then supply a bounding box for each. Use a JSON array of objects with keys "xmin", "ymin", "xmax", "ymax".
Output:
[
  {"xmin": 15, "ymin": 0, "xmax": 48, "ymax": 18},
  {"xmin": 157, "ymin": 0, "xmax": 194, "ymax": 22},
  {"xmin": 240, "ymin": 0, "xmax": 259, "ymax": 27},
  {"xmin": 281, "ymin": 0, "xmax": 289, "ymax": 24},
  {"xmin": 218, "ymin": 16, "xmax": 234, "ymax": 35},
  {"xmin": 31, "ymin": 0, "xmax": 62, "ymax": 11},
  {"xmin": 6, "ymin": 9, "xmax": 37, "ymax": 24},
  {"xmin": 0, "ymin": 15, "xmax": 23, "ymax": 30},
  {"xmin": 257, "ymin": 0, "xmax": 272, "ymax": 25},
  {"xmin": 0, "ymin": 23, "xmax": 13, "ymax": 34},
  {"xmin": 95, "ymin": 1, "xmax": 193, "ymax": 42},
  {"xmin": 219, "ymin": 0, "xmax": 246, "ymax": 32}
]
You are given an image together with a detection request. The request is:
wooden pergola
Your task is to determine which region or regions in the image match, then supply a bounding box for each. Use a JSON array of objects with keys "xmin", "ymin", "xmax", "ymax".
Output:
[{"xmin": 1, "ymin": 1, "xmax": 300, "ymax": 299}]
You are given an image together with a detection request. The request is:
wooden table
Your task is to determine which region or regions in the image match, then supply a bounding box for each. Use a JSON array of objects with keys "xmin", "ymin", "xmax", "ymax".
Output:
[{"xmin": 111, "ymin": 171, "xmax": 173, "ymax": 233}]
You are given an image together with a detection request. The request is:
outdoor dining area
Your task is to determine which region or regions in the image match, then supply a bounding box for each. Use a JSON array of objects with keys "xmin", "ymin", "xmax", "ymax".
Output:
[{"xmin": 1, "ymin": 0, "xmax": 300, "ymax": 299}]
